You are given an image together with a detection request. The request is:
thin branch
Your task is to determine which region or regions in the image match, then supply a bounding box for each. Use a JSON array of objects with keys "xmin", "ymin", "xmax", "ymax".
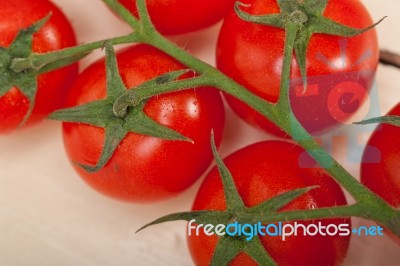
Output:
[{"xmin": 380, "ymin": 49, "xmax": 400, "ymax": 68}]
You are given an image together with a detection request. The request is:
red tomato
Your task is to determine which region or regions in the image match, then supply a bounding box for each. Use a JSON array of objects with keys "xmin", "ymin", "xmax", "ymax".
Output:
[
  {"xmin": 188, "ymin": 141, "xmax": 350, "ymax": 265},
  {"xmin": 117, "ymin": 0, "xmax": 235, "ymax": 34},
  {"xmin": 361, "ymin": 103, "xmax": 400, "ymax": 244},
  {"xmin": 0, "ymin": 0, "xmax": 78, "ymax": 133},
  {"xmin": 361, "ymin": 103, "xmax": 400, "ymax": 207},
  {"xmin": 217, "ymin": 0, "xmax": 378, "ymax": 136},
  {"xmin": 62, "ymin": 44, "xmax": 225, "ymax": 202}
]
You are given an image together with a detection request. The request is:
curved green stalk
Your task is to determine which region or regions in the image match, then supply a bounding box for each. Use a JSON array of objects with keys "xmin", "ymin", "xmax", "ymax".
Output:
[
  {"xmin": 101, "ymin": 0, "xmax": 400, "ymax": 236},
  {"xmin": 10, "ymin": 33, "xmax": 138, "ymax": 73}
]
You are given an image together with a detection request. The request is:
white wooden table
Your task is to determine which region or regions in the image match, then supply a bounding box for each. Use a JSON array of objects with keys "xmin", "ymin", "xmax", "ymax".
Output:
[{"xmin": 1, "ymin": 0, "xmax": 399, "ymax": 265}]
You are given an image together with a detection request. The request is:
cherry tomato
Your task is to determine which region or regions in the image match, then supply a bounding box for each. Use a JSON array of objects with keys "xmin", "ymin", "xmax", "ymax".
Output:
[
  {"xmin": 188, "ymin": 141, "xmax": 350, "ymax": 265},
  {"xmin": 62, "ymin": 44, "xmax": 225, "ymax": 202},
  {"xmin": 0, "ymin": 0, "xmax": 78, "ymax": 133},
  {"xmin": 117, "ymin": 0, "xmax": 235, "ymax": 34},
  {"xmin": 361, "ymin": 103, "xmax": 400, "ymax": 243},
  {"xmin": 361, "ymin": 103, "xmax": 400, "ymax": 207},
  {"xmin": 217, "ymin": 0, "xmax": 378, "ymax": 136}
]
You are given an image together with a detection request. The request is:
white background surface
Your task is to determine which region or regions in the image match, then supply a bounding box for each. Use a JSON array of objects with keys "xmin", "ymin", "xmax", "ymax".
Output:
[{"xmin": 1, "ymin": 0, "xmax": 400, "ymax": 265}]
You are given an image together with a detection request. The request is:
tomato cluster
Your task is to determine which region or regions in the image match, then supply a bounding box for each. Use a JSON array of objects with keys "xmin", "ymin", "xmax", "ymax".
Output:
[{"xmin": 1, "ymin": 0, "xmax": 399, "ymax": 265}]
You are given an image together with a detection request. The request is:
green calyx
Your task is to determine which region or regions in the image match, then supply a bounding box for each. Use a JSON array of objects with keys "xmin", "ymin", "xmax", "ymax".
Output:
[
  {"xmin": 235, "ymin": 0, "xmax": 385, "ymax": 91},
  {"xmin": 102, "ymin": 0, "xmax": 400, "ymax": 248},
  {"xmin": 49, "ymin": 41, "xmax": 196, "ymax": 173},
  {"xmin": 355, "ymin": 115, "xmax": 400, "ymax": 127},
  {"xmin": 113, "ymin": 69, "xmax": 194, "ymax": 117},
  {"xmin": 0, "ymin": 15, "xmax": 49, "ymax": 127},
  {"xmin": 137, "ymin": 133, "xmax": 318, "ymax": 265},
  {"xmin": 0, "ymin": 14, "xmax": 88, "ymax": 128}
]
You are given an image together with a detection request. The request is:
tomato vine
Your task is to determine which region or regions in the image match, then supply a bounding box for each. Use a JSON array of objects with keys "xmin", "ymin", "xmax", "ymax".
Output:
[
  {"xmin": 117, "ymin": 0, "xmax": 399, "ymax": 238},
  {"xmin": 6, "ymin": 0, "xmax": 400, "ymax": 264}
]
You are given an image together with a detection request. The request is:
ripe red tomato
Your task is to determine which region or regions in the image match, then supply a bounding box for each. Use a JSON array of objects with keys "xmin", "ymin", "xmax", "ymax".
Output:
[
  {"xmin": 0, "ymin": 0, "xmax": 78, "ymax": 134},
  {"xmin": 62, "ymin": 44, "xmax": 225, "ymax": 202},
  {"xmin": 188, "ymin": 141, "xmax": 350, "ymax": 265},
  {"xmin": 117, "ymin": 0, "xmax": 235, "ymax": 34},
  {"xmin": 217, "ymin": 0, "xmax": 378, "ymax": 136},
  {"xmin": 361, "ymin": 103, "xmax": 400, "ymax": 211}
]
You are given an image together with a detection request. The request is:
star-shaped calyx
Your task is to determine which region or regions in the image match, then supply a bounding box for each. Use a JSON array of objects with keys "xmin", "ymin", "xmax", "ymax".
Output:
[
  {"xmin": 49, "ymin": 41, "xmax": 192, "ymax": 173},
  {"xmin": 235, "ymin": 0, "xmax": 384, "ymax": 91},
  {"xmin": 0, "ymin": 14, "xmax": 87, "ymax": 127},
  {"xmin": 356, "ymin": 116, "xmax": 400, "ymax": 127},
  {"xmin": 137, "ymin": 133, "xmax": 317, "ymax": 265}
]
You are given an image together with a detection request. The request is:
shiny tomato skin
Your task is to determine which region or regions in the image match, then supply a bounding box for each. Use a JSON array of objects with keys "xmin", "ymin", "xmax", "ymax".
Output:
[
  {"xmin": 0, "ymin": 0, "xmax": 78, "ymax": 134},
  {"xmin": 361, "ymin": 103, "xmax": 400, "ymax": 244},
  {"xmin": 117, "ymin": 0, "xmax": 235, "ymax": 34},
  {"xmin": 217, "ymin": 0, "xmax": 378, "ymax": 136},
  {"xmin": 188, "ymin": 141, "xmax": 350, "ymax": 265},
  {"xmin": 62, "ymin": 44, "xmax": 225, "ymax": 202},
  {"xmin": 361, "ymin": 103, "xmax": 400, "ymax": 208}
]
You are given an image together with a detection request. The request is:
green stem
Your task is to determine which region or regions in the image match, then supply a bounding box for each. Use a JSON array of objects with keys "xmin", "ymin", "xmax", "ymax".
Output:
[
  {"xmin": 10, "ymin": 33, "xmax": 138, "ymax": 73},
  {"xmin": 143, "ymin": 31, "xmax": 279, "ymax": 121},
  {"xmin": 17, "ymin": 0, "xmax": 397, "ymax": 238},
  {"xmin": 113, "ymin": 73, "xmax": 214, "ymax": 117},
  {"xmin": 243, "ymin": 204, "xmax": 361, "ymax": 224},
  {"xmin": 246, "ymin": 202, "xmax": 396, "ymax": 229},
  {"xmin": 272, "ymin": 23, "xmax": 364, "ymax": 195},
  {"xmin": 144, "ymin": 26, "xmax": 371, "ymax": 199},
  {"xmin": 101, "ymin": 0, "xmax": 141, "ymax": 29},
  {"xmin": 297, "ymin": 131, "xmax": 374, "ymax": 199},
  {"xmin": 130, "ymin": 73, "xmax": 213, "ymax": 101},
  {"xmin": 276, "ymin": 23, "xmax": 298, "ymax": 110},
  {"xmin": 133, "ymin": 9, "xmax": 400, "ymax": 237}
]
